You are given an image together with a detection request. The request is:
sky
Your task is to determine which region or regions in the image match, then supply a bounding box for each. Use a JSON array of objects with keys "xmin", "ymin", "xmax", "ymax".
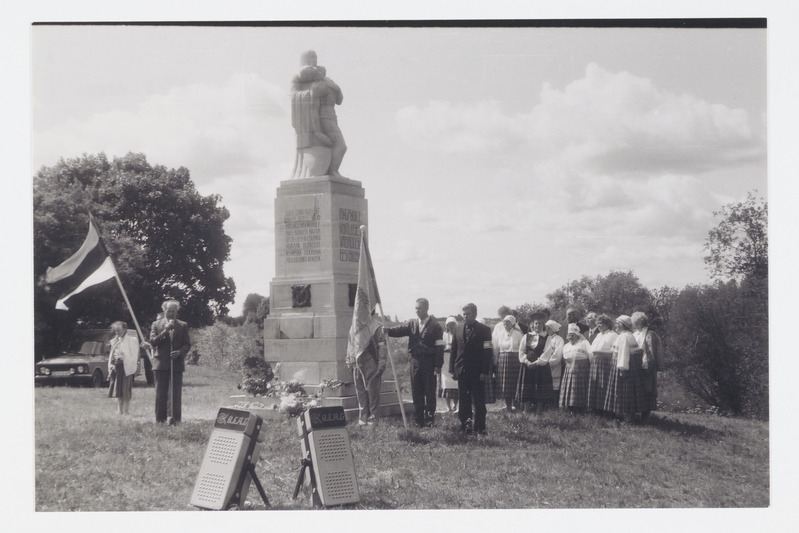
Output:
[{"xmin": 29, "ymin": 22, "xmax": 767, "ymax": 320}]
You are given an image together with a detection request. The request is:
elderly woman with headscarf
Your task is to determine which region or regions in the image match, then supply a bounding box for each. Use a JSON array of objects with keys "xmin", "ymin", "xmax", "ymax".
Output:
[
  {"xmin": 632, "ymin": 311, "xmax": 663, "ymax": 423},
  {"xmin": 586, "ymin": 313, "xmax": 618, "ymax": 414},
  {"xmin": 492, "ymin": 314, "xmax": 523, "ymax": 412},
  {"xmin": 560, "ymin": 323, "xmax": 592, "ymax": 412},
  {"xmin": 438, "ymin": 316, "xmax": 460, "ymax": 413},
  {"xmin": 525, "ymin": 320, "xmax": 564, "ymax": 413},
  {"xmin": 603, "ymin": 315, "xmax": 644, "ymax": 422}
]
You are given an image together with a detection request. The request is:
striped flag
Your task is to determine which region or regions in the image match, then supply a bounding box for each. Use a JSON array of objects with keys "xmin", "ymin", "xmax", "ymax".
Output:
[
  {"xmin": 346, "ymin": 229, "xmax": 381, "ymax": 366},
  {"xmin": 45, "ymin": 216, "xmax": 116, "ymax": 310}
]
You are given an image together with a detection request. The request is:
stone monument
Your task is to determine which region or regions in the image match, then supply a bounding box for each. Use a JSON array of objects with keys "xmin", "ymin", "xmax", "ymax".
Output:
[{"xmin": 265, "ymin": 51, "xmax": 399, "ymax": 419}]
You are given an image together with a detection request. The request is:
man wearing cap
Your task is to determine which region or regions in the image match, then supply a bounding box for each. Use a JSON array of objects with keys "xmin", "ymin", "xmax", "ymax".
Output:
[
  {"xmin": 449, "ymin": 303, "xmax": 494, "ymax": 435},
  {"xmin": 385, "ymin": 298, "xmax": 444, "ymax": 427},
  {"xmin": 149, "ymin": 300, "xmax": 191, "ymax": 424}
]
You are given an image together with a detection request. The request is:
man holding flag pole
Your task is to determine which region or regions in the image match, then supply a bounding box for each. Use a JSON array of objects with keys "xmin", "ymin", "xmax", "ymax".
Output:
[{"xmin": 346, "ymin": 225, "xmax": 407, "ymax": 429}]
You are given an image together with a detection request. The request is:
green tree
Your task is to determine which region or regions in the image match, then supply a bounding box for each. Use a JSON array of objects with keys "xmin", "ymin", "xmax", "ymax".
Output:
[
  {"xmin": 669, "ymin": 193, "xmax": 768, "ymax": 418},
  {"xmin": 242, "ymin": 293, "xmax": 267, "ymax": 318},
  {"xmin": 256, "ymin": 296, "xmax": 270, "ymax": 322},
  {"xmin": 34, "ymin": 152, "xmax": 235, "ymax": 357},
  {"xmin": 546, "ymin": 270, "xmax": 654, "ymax": 321},
  {"xmin": 545, "ymin": 275, "xmax": 595, "ymax": 315},
  {"xmin": 668, "ymin": 280, "xmax": 767, "ymax": 418},
  {"xmin": 704, "ymin": 191, "xmax": 768, "ymax": 281}
]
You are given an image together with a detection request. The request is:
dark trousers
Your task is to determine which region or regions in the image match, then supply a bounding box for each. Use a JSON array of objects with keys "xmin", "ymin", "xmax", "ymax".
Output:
[
  {"xmin": 353, "ymin": 357, "xmax": 382, "ymax": 423},
  {"xmin": 141, "ymin": 355, "xmax": 154, "ymax": 385},
  {"xmin": 410, "ymin": 357, "xmax": 438, "ymax": 424},
  {"xmin": 154, "ymin": 369, "xmax": 182, "ymax": 422},
  {"xmin": 457, "ymin": 374, "xmax": 487, "ymax": 433}
]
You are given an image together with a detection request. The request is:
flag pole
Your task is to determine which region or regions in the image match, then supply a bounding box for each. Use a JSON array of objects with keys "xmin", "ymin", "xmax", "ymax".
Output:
[
  {"xmin": 88, "ymin": 212, "xmax": 152, "ymax": 357},
  {"xmin": 361, "ymin": 227, "xmax": 408, "ymax": 429}
]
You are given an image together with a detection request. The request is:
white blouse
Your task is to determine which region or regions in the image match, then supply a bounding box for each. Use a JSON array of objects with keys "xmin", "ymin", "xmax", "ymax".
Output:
[
  {"xmin": 612, "ymin": 331, "xmax": 639, "ymax": 371},
  {"xmin": 563, "ymin": 338, "xmax": 592, "ymax": 362},
  {"xmin": 109, "ymin": 334, "xmax": 140, "ymax": 376},
  {"xmin": 591, "ymin": 329, "xmax": 618, "ymax": 353},
  {"xmin": 537, "ymin": 334, "xmax": 564, "ymax": 367},
  {"xmin": 494, "ymin": 327, "xmax": 522, "ymax": 354}
]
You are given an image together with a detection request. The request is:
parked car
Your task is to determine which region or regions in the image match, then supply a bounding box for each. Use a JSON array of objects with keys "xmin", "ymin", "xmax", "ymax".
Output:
[{"xmin": 35, "ymin": 329, "xmax": 142, "ymax": 387}]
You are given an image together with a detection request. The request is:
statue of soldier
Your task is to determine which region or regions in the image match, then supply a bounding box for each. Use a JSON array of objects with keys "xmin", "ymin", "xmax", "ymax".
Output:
[{"xmin": 290, "ymin": 50, "xmax": 347, "ymax": 178}]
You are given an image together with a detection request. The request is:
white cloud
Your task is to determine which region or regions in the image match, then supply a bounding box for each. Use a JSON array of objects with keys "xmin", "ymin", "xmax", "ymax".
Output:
[
  {"xmin": 394, "ymin": 63, "xmax": 764, "ymax": 177},
  {"xmin": 33, "ymin": 72, "xmax": 290, "ymax": 183},
  {"xmin": 396, "ymin": 100, "xmax": 525, "ymax": 154},
  {"xmin": 528, "ymin": 63, "xmax": 763, "ymax": 174}
]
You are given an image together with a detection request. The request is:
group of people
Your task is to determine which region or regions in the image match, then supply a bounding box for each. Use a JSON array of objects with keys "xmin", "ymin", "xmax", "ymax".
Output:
[
  {"xmin": 352, "ymin": 299, "xmax": 664, "ymax": 435},
  {"xmin": 106, "ymin": 299, "xmax": 191, "ymax": 424},
  {"xmin": 489, "ymin": 307, "xmax": 664, "ymax": 426},
  {"xmin": 106, "ymin": 296, "xmax": 661, "ymax": 434}
]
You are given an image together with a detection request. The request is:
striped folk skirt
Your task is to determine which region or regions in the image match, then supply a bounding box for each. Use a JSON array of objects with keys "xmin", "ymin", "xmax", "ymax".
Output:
[
  {"xmin": 516, "ymin": 363, "xmax": 535, "ymax": 403},
  {"xmin": 528, "ymin": 365, "xmax": 558, "ymax": 404},
  {"xmin": 603, "ymin": 351, "xmax": 645, "ymax": 416},
  {"xmin": 496, "ymin": 351, "xmax": 521, "ymax": 400},
  {"xmin": 560, "ymin": 358, "xmax": 590, "ymax": 408},
  {"xmin": 587, "ymin": 351, "xmax": 613, "ymax": 411}
]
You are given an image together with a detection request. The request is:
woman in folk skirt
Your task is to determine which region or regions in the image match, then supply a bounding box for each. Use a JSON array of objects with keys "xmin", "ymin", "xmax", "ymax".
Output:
[
  {"xmin": 107, "ymin": 321, "xmax": 140, "ymax": 415},
  {"xmin": 560, "ymin": 324, "xmax": 592, "ymax": 412},
  {"xmin": 438, "ymin": 316, "xmax": 460, "ymax": 413},
  {"xmin": 632, "ymin": 311, "xmax": 663, "ymax": 422},
  {"xmin": 527, "ymin": 320, "xmax": 564, "ymax": 413},
  {"xmin": 586, "ymin": 314, "xmax": 618, "ymax": 414},
  {"xmin": 603, "ymin": 315, "xmax": 644, "ymax": 422},
  {"xmin": 492, "ymin": 315, "xmax": 523, "ymax": 412},
  {"xmin": 516, "ymin": 312, "xmax": 548, "ymax": 413}
]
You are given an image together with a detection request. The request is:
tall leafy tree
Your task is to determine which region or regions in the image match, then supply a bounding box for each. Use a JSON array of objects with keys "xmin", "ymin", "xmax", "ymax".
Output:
[
  {"xmin": 242, "ymin": 293, "xmax": 267, "ymax": 319},
  {"xmin": 669, "ymin": 192, "xmax": 768, "ymax": 418},
  {"xmin": 704, "ymin": 191, "xmax": 768, "ymax": 282},
  {"xmin": 34, "ymin": 152, "xmax": 235, "ymax": 357}
]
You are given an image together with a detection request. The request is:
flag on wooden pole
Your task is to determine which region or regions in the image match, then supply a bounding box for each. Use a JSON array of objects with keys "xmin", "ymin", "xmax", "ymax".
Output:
[
  {"xmin": 45, "ymin": 217, "xmax": 115, "ymax": 310},
  {"xmin": 345, "ymin": 226, "xmax": 408, "ymax": 427},
  {"xmin": 45, "ymin": 213, "xmax": 152, "ymax": 358},
  {"xmin": 346, "ymin": 227, "xmax": 381, "ymax": 366}
]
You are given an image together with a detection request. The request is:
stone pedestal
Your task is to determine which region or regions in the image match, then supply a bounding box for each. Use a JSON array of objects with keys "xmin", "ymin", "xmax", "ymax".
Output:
[{"xmin": 265, "ymin": 175, "xmax": 368, "ymax": 399}]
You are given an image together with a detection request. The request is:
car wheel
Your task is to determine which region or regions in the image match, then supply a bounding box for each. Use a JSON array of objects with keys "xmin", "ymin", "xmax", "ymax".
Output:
[{"xmin": 92, "ymin": 369, "xmax": 104, "ymax": 388}]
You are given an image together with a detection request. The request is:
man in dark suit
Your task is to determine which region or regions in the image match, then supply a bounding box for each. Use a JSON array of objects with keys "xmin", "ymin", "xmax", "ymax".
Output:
[
  {"xmin": 449, "ymin": 303, "xmax": 493, "ymax": 435},
  {"xmin": 386, "ymin": 298, "xmax": 444, "ymax": 427},
  {"xmin": 149, "ymin": 300, "xmax": 191, "ymax": 424}
]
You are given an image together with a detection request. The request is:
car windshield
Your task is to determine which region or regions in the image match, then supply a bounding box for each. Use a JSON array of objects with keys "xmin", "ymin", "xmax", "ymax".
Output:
[{"xmin": 78, "ymin": 341, "xmax": 106, "ymax": 355}]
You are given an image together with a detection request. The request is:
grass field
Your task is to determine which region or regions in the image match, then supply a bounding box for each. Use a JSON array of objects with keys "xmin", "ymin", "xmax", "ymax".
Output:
[{"xmin": 34, "ymin": 363, "xmax": 769, "ymax": 512}]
